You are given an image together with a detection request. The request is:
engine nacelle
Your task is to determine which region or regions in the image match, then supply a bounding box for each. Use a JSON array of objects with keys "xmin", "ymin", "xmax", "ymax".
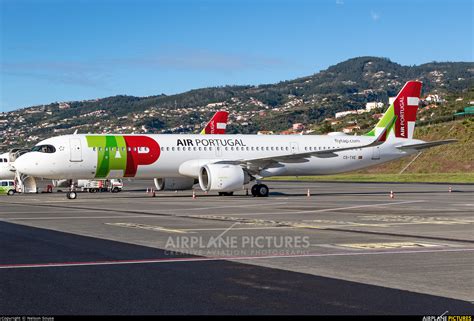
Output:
[
  {"xmin": 199, "ymin": 164, "xmax": 249, "ymax": 192},
  {"xmin": 154, "ymin": 177, "xmax": 195, "ymax": 191}
]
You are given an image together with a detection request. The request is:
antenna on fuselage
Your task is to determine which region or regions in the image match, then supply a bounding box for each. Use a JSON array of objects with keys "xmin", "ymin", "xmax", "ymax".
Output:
[{"xmin": 73, "ymin": 129, "xmax": 78, "ymax": 135}]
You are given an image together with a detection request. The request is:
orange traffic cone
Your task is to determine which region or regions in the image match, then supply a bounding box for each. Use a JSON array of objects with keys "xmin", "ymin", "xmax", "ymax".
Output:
[
  {"xmin": 307, "ymin": 189, "xmax": 311, "ymax": 197},
  {"xmin": 390, "ymin": 190, "xmax": 394, "ymax": 199},
  {"xmin": 192, "ymin": 190, "xmax": 196, "ymax": 199},
  {"xmin": 448, "ymin": 186, "xmax": 452, "ymax": 193}
]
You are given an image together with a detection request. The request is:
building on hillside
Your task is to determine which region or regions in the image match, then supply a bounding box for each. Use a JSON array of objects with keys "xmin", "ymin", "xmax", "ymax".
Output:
[
  {"xmin": 335, "ymin": 110, "xmax": 358, "ymax": 119},
  {"xmin": 342, "ymin": 125, "xmax": 360, "ymax": 134},
  {"xmin": 292, "ymin": 123, "xmax": 305, "ymax": 130},
  {"xmin": 365, "ymin": 102, "xmax": 384, "ymax": 111},
  {"xmin": 454, "ymin": 106, "xmax": 474, "ymax": 117}
]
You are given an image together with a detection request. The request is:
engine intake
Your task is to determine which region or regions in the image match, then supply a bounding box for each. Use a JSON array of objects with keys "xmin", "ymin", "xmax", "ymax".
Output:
[{"xmin": 199, "ymin": 164, "xmax": 248, "ymax": 192}]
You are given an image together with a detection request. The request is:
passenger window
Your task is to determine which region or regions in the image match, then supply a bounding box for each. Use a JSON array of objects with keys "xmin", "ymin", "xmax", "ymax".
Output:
[
  {"xmin": 9, "ymin": 181, "xmax": 14, "ymax": 186},
  {"xmin": 203, "ymin": 147, "xmax": 207, "ymax": 151},
  {"xmin": 198, "ymin": 147, "xmax": 202, "ymax": 151},
  {"xmin": 193, "ymin": 147, "xmax": 197, "ymax": 151},
  {"xmin": 251, "ymin": 147, "xmax": 254, "ymax": 151},
  {"xmin": 166, "ymin": 147, "xmax": 170, "ymax": 151},
  {"xmin": 161, "ymin": 147, "xmax": 164, "ymax": 151},
  {"xmin": 1, "ymin": 182, "xmax": 7, "ymax": 187},
  {"xmin": 172, "ymin": 147, "xmax": 175, "ymax": 151},
  {"xmin": 177, "ymin": 147, "xmax": 180, "ymax": 151},
  {"xmin": 0, "ymin": 159, "xmax": 2, "ymax": 163}
]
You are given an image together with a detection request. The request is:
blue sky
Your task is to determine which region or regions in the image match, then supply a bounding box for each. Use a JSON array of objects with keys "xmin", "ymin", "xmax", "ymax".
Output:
[{"xmin": 1, "ymin": 0, "xmax": 472, "ymax": 111}]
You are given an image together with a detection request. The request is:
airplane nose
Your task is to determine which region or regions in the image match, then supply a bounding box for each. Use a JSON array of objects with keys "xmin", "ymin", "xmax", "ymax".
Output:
[{"xmin": 13, "ymin": 154, "xmax": 31, "ymax": 174}]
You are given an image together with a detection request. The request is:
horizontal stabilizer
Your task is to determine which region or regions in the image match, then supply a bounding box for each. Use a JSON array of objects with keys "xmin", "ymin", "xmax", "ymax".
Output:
[{"xmin": 396, "ymin": 139, "xmax": 457, "ymax": 151}]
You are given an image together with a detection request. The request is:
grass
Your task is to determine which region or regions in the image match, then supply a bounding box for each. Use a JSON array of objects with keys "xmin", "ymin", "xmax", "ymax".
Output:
[{"xmin": 266, "ymin": 173, "xmax": 474, "ymax": 184}]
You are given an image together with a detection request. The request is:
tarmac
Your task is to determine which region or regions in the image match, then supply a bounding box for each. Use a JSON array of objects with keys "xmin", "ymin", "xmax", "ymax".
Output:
[{"xmin": 0, "ymin": 180, "xmax": 473, "ymax": 315}]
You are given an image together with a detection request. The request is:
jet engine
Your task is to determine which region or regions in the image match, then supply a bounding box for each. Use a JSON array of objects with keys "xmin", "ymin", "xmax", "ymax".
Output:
[
  {"xmin": 199, "ymin": 164, "xmax": 249, "ymax": 192},
  {"xmin": 154, "ymin": 177, "xmax": 195, "ymax": 191}
]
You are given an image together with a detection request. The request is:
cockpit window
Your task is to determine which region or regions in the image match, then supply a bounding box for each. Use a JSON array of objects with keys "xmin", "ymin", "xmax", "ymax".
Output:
[{"xmin": 32, "ymin": 145, "xmax": 56, "ymax": 153}]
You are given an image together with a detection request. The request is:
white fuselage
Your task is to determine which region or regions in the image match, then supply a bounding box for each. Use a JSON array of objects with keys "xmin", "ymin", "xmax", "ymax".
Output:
[
  {"xmin": 0, "ymin": 153, "xmax": 15, "ymax": 179},
  {"xmin": 14, "ymin": 134, "xmax": 420, "ymax": 180}
]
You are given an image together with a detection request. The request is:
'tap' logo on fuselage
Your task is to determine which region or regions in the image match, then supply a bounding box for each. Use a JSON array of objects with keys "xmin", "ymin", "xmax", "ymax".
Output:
[{"xmin": 86, "ymin": 135, "xmax": 160, "ymax": 178}]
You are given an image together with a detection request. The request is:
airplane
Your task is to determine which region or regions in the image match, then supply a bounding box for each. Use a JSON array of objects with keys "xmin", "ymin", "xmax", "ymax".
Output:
[{"xmin": 14, "ymin": 81, "xmax": 456, "ymax": 199}]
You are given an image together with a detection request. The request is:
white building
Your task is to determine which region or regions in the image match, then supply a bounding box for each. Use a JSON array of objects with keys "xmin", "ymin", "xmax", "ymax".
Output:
[
  {"xmin": 335, "ymin": 110, "xmax": 358, "ymax": 119},
  {"xmin": 365, "ymin": 102, "xmax": 384, "ymax": 111}
]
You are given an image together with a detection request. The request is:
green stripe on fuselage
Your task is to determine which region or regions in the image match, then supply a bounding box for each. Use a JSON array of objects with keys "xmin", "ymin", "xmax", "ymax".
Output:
[{"xmin": 86, "ymin": 136, "xmax": 127, "ymax": 178}]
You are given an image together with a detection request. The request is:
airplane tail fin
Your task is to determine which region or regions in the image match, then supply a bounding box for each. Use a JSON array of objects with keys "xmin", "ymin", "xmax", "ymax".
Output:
[
  {"xmin": 365, "ymin": 81, "xmax": 422, "ymax": 140},
  {"xmin": 200, "ymin": 110, "xmax": 228, "ymax": 134}
]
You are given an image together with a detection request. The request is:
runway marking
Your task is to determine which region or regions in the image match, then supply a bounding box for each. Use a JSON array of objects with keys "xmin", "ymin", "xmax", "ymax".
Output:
[
  {"xmin": 105, "ymin": 222, "xmax": 187, "ymax": 233},
  {"xmin": 1, "ymin": 215, "xmax": 155, "ymax": 221},
  {"xmin": 221, "ymin": 200, "xmax": 426, "ymax": 216},
  {"xmin": 170, "ymin": 202, "xmax": 288, "ymax": 212},
  {"xmin": 336, "ymin": 242, "xmax": 444, "ymax": 250},
  {"xmin": 181, "ymin": 226, "xmax": 298, "ymax": 231},
  {"xmin": 1, "ymin": 248, "xmax": 473, "ymax": 270}
]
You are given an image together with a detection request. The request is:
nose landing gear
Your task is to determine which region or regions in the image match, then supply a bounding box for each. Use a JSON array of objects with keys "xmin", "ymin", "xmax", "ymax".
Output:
[{"xmin": 66, "ymin": 191, "xmax": 77, "ymax": 200}]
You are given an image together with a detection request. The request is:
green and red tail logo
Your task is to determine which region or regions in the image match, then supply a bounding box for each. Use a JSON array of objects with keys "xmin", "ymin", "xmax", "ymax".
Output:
[
  {"xmin": 86, "ymin": 135, "xmax": 160, "ymax": 178},
  {"xmin": 365, "ymin": 81, "xmax": 422, "ymax": 140}
]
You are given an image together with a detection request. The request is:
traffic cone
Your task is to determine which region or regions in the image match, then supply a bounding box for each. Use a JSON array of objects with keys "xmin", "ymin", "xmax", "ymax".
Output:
[
  {"xmin": 390, "ymin": 190, "xmax": 394, "ymax": 199},
  {"xmin": 146, "ymin": 188, "xmax": 149, "ymax": 194},
  {"xmin": 192, "ymin": 190, "xmax": 196, "ymax": 199},
  {"xmin": 448, "ymin": 186, "xmax": 452, "ymax": 193},
  {"xmin": 307, "ymin": 189, "xmax": 311, "ymax": 197}
]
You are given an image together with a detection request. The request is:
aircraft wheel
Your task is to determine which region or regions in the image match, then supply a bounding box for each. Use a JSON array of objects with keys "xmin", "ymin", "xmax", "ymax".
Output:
[
  {"xmin": 251, "ymin": 184, "xmax": 259, "ymax": 197},
  {"xmin": 256, "ymin": 184, "xmax": 269, "ymax": 197},
  {"xmin": 112, "ymin": 187, "xmax": 120, "ymax": 193},
  {"xmin": 66, "ymin": 191, "xmax": 77, "ymax": 200}
]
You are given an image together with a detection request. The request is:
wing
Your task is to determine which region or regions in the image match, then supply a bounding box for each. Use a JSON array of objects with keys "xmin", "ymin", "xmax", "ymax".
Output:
[
  {"xmin": 396, "ymin": 139, "xmax": 457, "ymax": 151},
  {"xmin": 215, "ymin": 125, "xmax": 390, "ymax": 174}
]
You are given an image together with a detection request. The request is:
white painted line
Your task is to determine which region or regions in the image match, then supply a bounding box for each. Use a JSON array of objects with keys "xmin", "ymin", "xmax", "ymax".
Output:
[
  {"xmin": 1, "ymin": 248, "xmax": 473, "ymax": 269},
  {"xmin": 182, "ymin": 226, "xmax": 298, "ymax": 231},
  {"xmin": 232, "ymin": 200, "xmax": 426, "ymax": 216},
  {"xmin": 172, "ymin": 202, "xmax": 288, "ymax": 212},
  {"xmin": 1, "ymin": 215, "xmax": 155, "ymax": 221}
]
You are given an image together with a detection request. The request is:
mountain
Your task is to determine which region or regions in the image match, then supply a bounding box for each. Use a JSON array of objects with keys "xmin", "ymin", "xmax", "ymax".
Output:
[{"xmin": 1, "ymin": 56, "xmax": 473, "ymax": 149}]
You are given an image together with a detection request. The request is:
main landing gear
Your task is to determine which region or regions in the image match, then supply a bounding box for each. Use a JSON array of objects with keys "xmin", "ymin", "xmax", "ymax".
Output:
[{"xmin": 251, "ymin": 184, "xmax": 269, "ymax": 197}]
